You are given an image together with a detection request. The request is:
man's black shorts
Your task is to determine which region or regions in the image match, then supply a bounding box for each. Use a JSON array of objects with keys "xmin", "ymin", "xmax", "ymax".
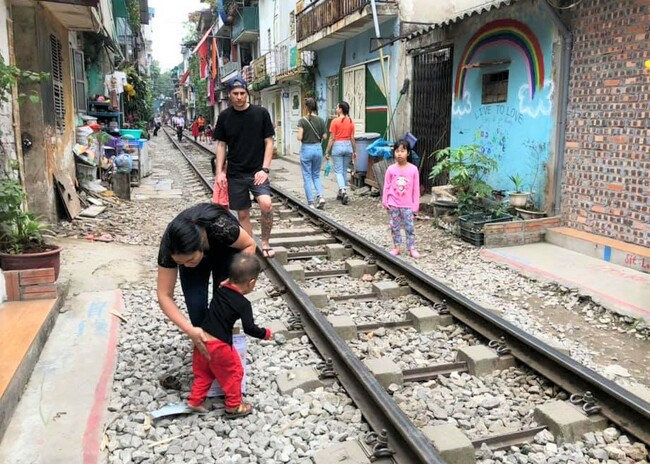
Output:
[
  {"xmin": 227, "ymin": 175, "xmax": 272, "ymax": 210},
  {"xmin": 199, "ymin": 125, "xmax": 205, "ymax": 133}
]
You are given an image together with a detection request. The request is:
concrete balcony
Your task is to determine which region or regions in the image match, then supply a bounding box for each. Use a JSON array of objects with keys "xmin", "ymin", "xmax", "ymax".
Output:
[
  {"xmin": 41, "ymin": 0, "xmax": 101, "ymax": 31},
  {"xmin": 220, "ymin": 61, "xmax": 241, "ymax": 83},
  {"xmin": 232, "ymin": 6, "xmax": 259, "ymax": 43},
  {"xmin": 296, "ymin": 0, "xmax": 398, "ymax": 51}
]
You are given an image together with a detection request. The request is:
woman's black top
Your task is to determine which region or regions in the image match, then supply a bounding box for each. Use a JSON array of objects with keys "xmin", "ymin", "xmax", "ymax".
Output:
[{"xmin": 157, "ymin": 209, "xmax": 240, "ymax": 268}]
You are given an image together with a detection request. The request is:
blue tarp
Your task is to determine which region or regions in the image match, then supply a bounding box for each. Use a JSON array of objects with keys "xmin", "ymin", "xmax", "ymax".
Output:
[{"xmin": 367, "ymin": 137, "xmax": 420, "ymax": 167}]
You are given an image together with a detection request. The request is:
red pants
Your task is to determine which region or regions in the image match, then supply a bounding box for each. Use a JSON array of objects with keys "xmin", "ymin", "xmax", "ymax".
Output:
[{"xmin": 188, "ymin": 339, "xmax": 243, "ymax": 409}]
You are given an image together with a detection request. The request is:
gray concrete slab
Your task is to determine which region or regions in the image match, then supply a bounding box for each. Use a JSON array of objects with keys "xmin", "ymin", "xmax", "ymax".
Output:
[
  {"xmin": 481, "ymin": 243, "xmax": 650, "ymax": 321},
  {"xmin": 363, "ymin": 357, "xmax": 403, "ymax": 389},
  {"xmin": 456, "ymin": 345, "xmax": 516, "ymax": 377},
  {"xmin": 534, "ymin": 401, "xmax": 608, "ymax": 443},
  {"xmin": 422, "ymin": 424, "xmax": 476, "ymax": 464},
  {"xmin": 0, "ymin": 238, "xmax": 152, "ymax": 464},
  {"xmin": 269, "ymin": 235, "xmax": 336, "ymax": 248}
]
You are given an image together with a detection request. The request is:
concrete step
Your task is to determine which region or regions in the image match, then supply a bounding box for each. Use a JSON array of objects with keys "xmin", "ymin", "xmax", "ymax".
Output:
[
  {"xmin": 546, "ymin": 227, "xmax": 650, "ymax": 274},
  {"xmin": 252, "ymin": 228, "xmax": 320, "ymax": 238}
]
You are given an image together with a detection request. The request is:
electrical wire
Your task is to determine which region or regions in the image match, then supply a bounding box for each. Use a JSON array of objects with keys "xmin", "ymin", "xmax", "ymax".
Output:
[{"xmin": 545, "ymin": 0, "xmax": 584, "ymax": 10}]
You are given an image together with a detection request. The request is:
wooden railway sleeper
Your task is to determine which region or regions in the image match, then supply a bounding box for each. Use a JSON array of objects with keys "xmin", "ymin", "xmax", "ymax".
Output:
[
  {"xmin": 488, "ymin": 336, "xmax": 511, "ymax": 356},
  {"xmin": 569, "ymin": 391, "xmax": 602, "ymax": 416},
  {"xmin": 323, "ymin": 224, "xmax": 337, "ymax": 235},
  {"xmin": 286, "ymin": 315, "xmax": 303, "ymax": 331},
  {"xmin": 433, "ymin": 300, "xmax": 449, "ymax": 314},
  {"xmin": 364, "ymin": 430, "xmax": 396, "ymax": 461},
  {"xmin": 316, "ymin": 358, "xmax": 336, "ymax": 379}
]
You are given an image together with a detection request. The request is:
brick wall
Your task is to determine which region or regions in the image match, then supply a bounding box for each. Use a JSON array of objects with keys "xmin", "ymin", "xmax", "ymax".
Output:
[
  {"xmin": 484, "ymin": 216, "xmax": 561, "ymax": 248},
  {"xmin": 562, "ymin": 0, "xmax": 650, "ymax": 248}
]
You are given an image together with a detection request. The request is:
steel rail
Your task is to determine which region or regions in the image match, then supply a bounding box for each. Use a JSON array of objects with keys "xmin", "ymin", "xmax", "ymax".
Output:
[
  {"xmin": 162, "ymin": 127, "xmax": 213, "ymax": 191},
  {"xmin": 174, "ymin": 134, "xmax": 445, "ymax": 463},
  {"xmin": 270, "ymin": 185, "xmax": 650, "ymax": 445},
  {"xmin": 263, "ymin": 254, "xmax": 446, "ymax": 464}
]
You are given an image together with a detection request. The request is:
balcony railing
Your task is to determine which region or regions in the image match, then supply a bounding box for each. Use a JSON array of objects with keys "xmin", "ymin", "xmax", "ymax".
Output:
[
  {"xmin": 274, "ymin": 38, "xmax": 299, "ymax": 77},
  {"xmin": 297, "ymin": 0, "xmax": 367, "ymax": 42},
  {"xmin": 220, "ymin": 60, "xmax": 241, "ymax": 79},
  {"xmin": 232, "ymin": 6, "xmax": 259, "ymax": 42}
]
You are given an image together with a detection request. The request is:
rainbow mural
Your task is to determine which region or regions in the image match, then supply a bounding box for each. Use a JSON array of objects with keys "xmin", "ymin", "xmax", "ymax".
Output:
[{"xmin": 454, "ymin": 19, "xmax": 545, "ymax": 101}]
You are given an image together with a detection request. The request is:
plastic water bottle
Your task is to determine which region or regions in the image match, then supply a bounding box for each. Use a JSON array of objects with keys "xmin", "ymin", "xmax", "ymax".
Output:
[{"xmin": 324, "ymin": 161, "xmax": 332, "ymax": 178}]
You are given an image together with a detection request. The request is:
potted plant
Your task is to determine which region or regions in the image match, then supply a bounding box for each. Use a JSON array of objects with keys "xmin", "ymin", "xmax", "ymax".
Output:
[
  {"xmin": 0, "ymin": 176, "xmax": 62, "ymax": 279},
  {"xmin": 429, "ymin": 144, "xmax": 498, "ymax": 215},
  {"xmin": 507, "ymin": 173, "xmax": 530, "ymax": 207}
]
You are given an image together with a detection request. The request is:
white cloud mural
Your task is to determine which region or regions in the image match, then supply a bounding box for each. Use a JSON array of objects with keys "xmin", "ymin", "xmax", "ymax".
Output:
[
  {"xmin": 452, "ymin": 91, "xmax": 472, "ymax": 117},
  {"xmin": 518, "ymin": 80, "xmax": 554, "ymax": 118}
]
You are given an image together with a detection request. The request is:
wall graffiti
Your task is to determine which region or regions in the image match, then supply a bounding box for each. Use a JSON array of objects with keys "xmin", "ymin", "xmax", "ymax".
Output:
[{"xmin": 519, "ymin": 80, "xmax": 554, "ymax": 118}]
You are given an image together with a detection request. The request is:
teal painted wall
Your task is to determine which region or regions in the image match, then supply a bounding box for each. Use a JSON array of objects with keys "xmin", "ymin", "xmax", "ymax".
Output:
[{"xmin": 450, "ymin": 6, "xmax": 558, "ymax": 206}]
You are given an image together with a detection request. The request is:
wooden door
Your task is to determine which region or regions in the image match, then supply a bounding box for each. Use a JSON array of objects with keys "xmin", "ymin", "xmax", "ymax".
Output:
[{"xmin": 342, "ymin": 64, "xmax": 365, "ymax": 133}]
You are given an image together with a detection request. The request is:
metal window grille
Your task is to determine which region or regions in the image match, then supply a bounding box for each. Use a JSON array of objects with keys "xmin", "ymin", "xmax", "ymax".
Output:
[
  {"xmin": 482, "ymin": 71, "xmax": 509, "ymax": 104},
  {"xmin": 50, "ymin": 34, "xmax": 66, "ymax": 132}
]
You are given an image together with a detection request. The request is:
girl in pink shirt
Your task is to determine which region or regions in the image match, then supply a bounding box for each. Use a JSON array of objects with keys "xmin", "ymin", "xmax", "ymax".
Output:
[{"xmin": 382, "ymin": 140, "xmax": 421, "ymax": 258}]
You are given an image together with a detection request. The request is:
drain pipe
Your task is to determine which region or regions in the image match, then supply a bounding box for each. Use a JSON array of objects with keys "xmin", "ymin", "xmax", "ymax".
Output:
[
  {"xmin": 540, "ymin": 0, "xmax": 573, "ymax": 216},
  {"xmin": 370, "ymin": 0, "xmax": 392, "ymax": 138}
]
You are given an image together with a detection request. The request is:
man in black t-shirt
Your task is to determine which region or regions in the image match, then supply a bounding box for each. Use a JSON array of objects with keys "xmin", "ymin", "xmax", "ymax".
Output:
[{"xmin": 214, "ymin": 77, "xmax": 276, "ymax": 258}]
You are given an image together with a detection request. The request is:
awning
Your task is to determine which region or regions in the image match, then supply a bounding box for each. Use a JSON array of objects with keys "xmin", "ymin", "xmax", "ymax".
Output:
[
  {"xmin": 405, "ymin": 0, "xmax": 516, "ymax": 40},
  {"xmin": 179, "ymin": 69, "xmax": 190, "ymax": 85},
  {"xmin": 192, "ymin": 28, "xmax": 212, "ymax": 54}
]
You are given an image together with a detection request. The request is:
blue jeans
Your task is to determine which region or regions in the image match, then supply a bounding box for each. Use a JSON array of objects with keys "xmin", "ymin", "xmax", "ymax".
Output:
[
  {"xmin": 332, "ymin": 141, "xmax": 353, "ymax": 190},
  {"xmin": 300, "ymin": 143, "xmax": 324, "ymax": 203}
]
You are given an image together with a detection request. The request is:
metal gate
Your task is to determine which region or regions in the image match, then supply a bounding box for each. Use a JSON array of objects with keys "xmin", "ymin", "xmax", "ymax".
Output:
[{"xmin": 411, "ymin": 47, "xmax": 453, "ymax": 190}]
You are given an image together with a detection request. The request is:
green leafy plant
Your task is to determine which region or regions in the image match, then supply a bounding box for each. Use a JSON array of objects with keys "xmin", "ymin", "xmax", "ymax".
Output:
[
  {"xmin": 429, "ymin": 145, "xmax": 498, "ymax": 214},
  {"xmin": 0, "ymin": 177, "xmax": 51, "ymax": 254},
  {"xmin": 0, "ymin": 55, "xmax": 49, "ymax": 104},
  {"xmin": 508, "ymin": 173, "xmax": 525, "ymax": 193}
]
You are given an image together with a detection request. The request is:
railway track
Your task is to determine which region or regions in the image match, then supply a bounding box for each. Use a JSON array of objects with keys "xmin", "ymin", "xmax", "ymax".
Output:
[{"xmin": 163, "ymin": 126, "xmax": 650, "ymax": 463}]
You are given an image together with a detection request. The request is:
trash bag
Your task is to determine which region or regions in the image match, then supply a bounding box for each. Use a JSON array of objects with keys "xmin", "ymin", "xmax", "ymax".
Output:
[
  {"xmin": 114, "ymin": 153, "xmax": 132, "ymax": 173},
  {"xmin": 366, "ymin": 137, "xmax": 393, "ymax": 160}
]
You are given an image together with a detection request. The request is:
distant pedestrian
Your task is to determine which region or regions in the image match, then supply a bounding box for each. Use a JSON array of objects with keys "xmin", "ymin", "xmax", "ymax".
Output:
[
  {"xmin": 205, "ymin": 124, "xmax": 213, "ymax": 143},
  {"xmin": 214, "ymin": 76, "xmax": 276, "ymax": 258},
  {"xmin": 324, "ymin": 101, "xmax": 356, "ymax": 205},
  {"xmin": 197, "ymin": 115, "xmax": 206, "ymax": 142},
  {"xmin": 191, "ymin": 118, "xmax": 200, "ymax": 141},
  {"xmin": 153, "ymin": 114, "xmax": 162, "ymax": 136},
  {"xmin": 382, "ymin": 139, "xmax": 420, "ymax": 259},
  {"xmin": 175, "ymin": 114, "xmax": 185, "ymax": 142},
  {"xmin": 187, "ymin": 253, "xmax": 271, "ymax": 417},
  {"xmin": 297, "ymin": 97, "xmax": 327, "ymax": 209}
]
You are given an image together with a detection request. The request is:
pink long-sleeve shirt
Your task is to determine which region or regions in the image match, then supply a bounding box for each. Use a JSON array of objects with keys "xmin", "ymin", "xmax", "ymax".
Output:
[{"xmin": 382, "ymin": 162, "xmax": 420, "ymax": 213}]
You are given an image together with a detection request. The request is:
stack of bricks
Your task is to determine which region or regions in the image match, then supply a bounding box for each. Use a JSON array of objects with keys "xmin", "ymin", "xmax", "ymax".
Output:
[
  {"xmin": 483, "ymin": 216, "xmax": 561, "ymax": 248},
  {"xmin": 562, "ymin": 0, "xmax": 650, "ymax": 247},
  {"xmin": 3, "ymin": 268, "xmax": 57, "ymax": 301}
]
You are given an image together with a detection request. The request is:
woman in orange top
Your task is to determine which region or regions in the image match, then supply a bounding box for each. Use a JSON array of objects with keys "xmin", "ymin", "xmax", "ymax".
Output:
[{"xmin": 325, "ymin": 101, "xmax": 356, "ymax": 205}]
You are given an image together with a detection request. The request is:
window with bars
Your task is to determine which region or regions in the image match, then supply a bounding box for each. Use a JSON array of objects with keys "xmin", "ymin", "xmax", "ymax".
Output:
[
  {"xmin": 50, "ymin": 34, "xmax": 66, "ymax": 132},
  {"xmin": 481, "ymin": 70, "xmax": 509, "ymax": 104},
  {"xmin": 326, "ymin": 76, "xmax": 339, "ymax": 118}
]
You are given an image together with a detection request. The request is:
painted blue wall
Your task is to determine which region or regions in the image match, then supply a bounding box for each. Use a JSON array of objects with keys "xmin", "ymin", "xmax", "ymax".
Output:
[
  {"xmin": 314, "ymin": 19, "xmax": 398, "ymax": 120},
  {"xmin": 450, "ymin": 7, "xmax": 557, "ymax": 205}
]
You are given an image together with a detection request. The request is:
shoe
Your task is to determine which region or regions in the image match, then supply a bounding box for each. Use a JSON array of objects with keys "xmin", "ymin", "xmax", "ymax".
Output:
[
  {"xmin": 389, "ymin": 248, "xmax": 400, "ymax": 256},
  {"xmin": 409, "ymin": 249, "xmax": 421, "ymax": 259},
  {"xmin": 336, "ymin": 191, "xmax": 342, "ymax": 200},
  {"xmin": 341, "ymin": 191, "xmax": 349, "ymax": 205},
  {"xmin": 316, "ymin": 197, "xmax": 325, "ymax": 209},
  {"xmin": 308, "ymin": 201, "xmax": 314, "ymax": 208}
]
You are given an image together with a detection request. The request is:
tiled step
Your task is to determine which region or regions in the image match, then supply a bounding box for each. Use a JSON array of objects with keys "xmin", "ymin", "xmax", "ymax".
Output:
[
  {"xmin": 0, "ymin": 297, "xmax": 61, "ymax": 442},
  {"xmin": 546, "ymin": 227, "xmax": 650, "ymax": 274}
]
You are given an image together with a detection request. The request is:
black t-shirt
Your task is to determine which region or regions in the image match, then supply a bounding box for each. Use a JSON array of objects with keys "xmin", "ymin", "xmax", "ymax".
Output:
[
  {"xmin": 157, "ymin": 209, "xmax": 240, "ymax": 269},
  {"xmin": 202, "ymin": 284, "xmax": 267, "ymax": 345},
  {"xmin": 213, "ymin": 105, "xmax": 275, "ymax": 176}
]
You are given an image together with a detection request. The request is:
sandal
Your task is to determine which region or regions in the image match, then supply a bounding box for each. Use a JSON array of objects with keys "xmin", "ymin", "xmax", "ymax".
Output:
[
  {"xmin": 225, "ymin": 402, "xmax": 252, "ymax": 419},
  {"xmin": 159, "ymin": 373, "xmax": 181, "ymax": 390},
  {"xmin": 262, "ymin": 248, "xmax": 276, "ymax": 258}
]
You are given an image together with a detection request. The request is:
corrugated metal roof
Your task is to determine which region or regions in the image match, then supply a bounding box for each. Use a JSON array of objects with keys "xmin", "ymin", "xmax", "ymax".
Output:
[{"xmin": 405, "ymin": 0, "xmax": 517, "ymax": 40}]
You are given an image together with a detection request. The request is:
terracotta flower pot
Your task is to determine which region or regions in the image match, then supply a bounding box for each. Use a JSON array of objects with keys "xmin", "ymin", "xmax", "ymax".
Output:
[
  {"xmin": 508, "ymin": 192, "xmax": 530, "ymax": 208},
  {"xmin": 0, "ymin": 245, "xmax": 62, "ymax": 280}
]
